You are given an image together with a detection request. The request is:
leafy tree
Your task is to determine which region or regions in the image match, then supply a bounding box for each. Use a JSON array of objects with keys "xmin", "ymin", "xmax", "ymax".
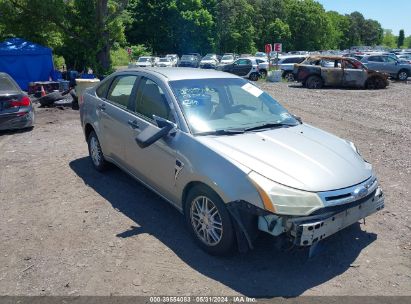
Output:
[
  {"xmin": 404, "ymin": 36, "xmax": 411, "ymax": 48},
  {"xmin": 266, "ymin": 19, "xmax": 291, "ymax": 50},
  {"xmin": 398, "ymin": 30, "xmax": 405, "ymax": 48},
  {"xmin": 215, "ymin": 0, "xmax": 256, "ymax": 54},
  {"xmin": 0, "ymin": 0, "xmax": 129, "ymax": 73},
  {"xmin": 382, "ymin": 29, "xmax": 397, "ymax": 48},
  {"xmin": 249, "ymin": 0, "xmax": 286, "ymax": 50},
  {"xmin": 362, "ymin": 19, "xmax": 383, "ymax": 46},
  {"xmin": 285, "ymin": 0, "xmax": 332, "ymax": 50}
]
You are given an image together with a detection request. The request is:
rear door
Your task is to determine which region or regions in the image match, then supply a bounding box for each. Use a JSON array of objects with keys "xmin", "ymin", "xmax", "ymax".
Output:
[
  {"xmin": 97, "ymin": 74, "xmax": 139, "ymax": 166},
  {"xmin": 342, "ymin": 59, "xmax": 368, "ymax": 87},
  {"xmin": 123, "ymin": 76, "xmax": 178, "ymax": 199}
]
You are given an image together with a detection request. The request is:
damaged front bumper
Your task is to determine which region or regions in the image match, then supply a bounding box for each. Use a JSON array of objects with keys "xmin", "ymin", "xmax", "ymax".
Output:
[{"xmin": 287, "ymin": 186, "xmax": 384, "ymax": 246}]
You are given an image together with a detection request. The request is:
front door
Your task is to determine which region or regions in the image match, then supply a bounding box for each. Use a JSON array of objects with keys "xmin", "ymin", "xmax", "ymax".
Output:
[
  {"xmin": 124, "ymin": 76, "xmax": 178, "ymax": 200},
  {"xmin": 98, "ymin": 75, "xmax": 138, "ymax": 165},
  {"xmin": 320, "ymin": 59, "xmax": 343, "ymax": 86},
  {"xmin": 232, "ymin": 59, "xmax": 252, "ymax": 76}
]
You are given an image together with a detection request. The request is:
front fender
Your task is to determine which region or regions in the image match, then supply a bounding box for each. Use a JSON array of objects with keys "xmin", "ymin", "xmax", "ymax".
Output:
[{"xmin": 173, "ymin": 132, "xmax": 264, "ymax": 211}]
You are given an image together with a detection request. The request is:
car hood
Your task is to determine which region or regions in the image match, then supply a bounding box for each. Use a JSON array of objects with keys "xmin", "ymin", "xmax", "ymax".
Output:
[{"xmin": 196, "ymin": 124, "xmax": 372, "ymax": 192}]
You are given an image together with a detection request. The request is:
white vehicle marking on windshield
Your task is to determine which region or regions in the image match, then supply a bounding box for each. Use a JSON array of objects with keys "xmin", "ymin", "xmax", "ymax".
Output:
[{"xmin": 241, "ymin": 83, "xmax": 263, "ymax": 97}]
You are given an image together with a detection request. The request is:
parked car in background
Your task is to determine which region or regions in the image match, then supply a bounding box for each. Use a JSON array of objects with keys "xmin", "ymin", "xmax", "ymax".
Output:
[
  {"xmin": 398, "ymin": 54, "xmax": 411, "ymax": 64},
  {"xmin": 153, "ymin": 57, "xmax": 160, "ymax": 66},
  {"xmin": 361, "ymin": 54, "xmax": 411, "ymax": 80},
  {"xmin": 220, "ymin": 54, "xmax": 236, "ymax": 65},
  {"xmin": 217, "ymin": 57, "xmax": 260, "ymax": 80},
  {"xmin": 255, "ymin": 52, "xmax": 268, "ymax": 60},
  {"xmin": 200, "ymin": 54, "xmax": 219, "ymax": 69},
  {"xmin": 80, "ymin": 67, "xmax": 384, "ymax": 255},
  {"xmin": 294, "ymin": 56, "xmax": 389, "ymax": 89},
  {"xmin": 156, "ymin": 57, "xmax": 174, "ymax": 67},
  {"xmin": 252, "ymin": 57, "xmax": 269, "ymax": 78},
  {"xmin": 178, "ymin": 54, "xmax": 200, "ymax": 68},
  {"xmin": 166, "ymin": 54, "xmax": 179, "ymax": 66},
  {"xmin": 0, "ymin": 72, "xmax": 34, "ymax": 131},
  {"xmin": 276, "ymin": 55, "xmax": 307, "ymax": 81},
  {"xmin": 136, "ymin": 56, "xmax": 154, "ymax": 67}
]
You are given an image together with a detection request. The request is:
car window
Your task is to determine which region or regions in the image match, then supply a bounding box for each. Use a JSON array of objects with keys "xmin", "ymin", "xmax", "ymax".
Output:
[
  {"xmin": 96, "ymin": 79, "xmax": 112, "ymax": 98},
  {"xmin": 236, "ymin": 59, "xmax": 251, "ymax": 65},
  {"xmin": 169, "ymin": 78, "xmax": 298, "ymax": 134},
  {"xmin": 0, "ymin": 75, "xmax": 20, "ymax": 92},
  {"xmin": 343, "ymin": 60, "xmax": 357, "ymax": 69},
  {"xmin": 384, "ymin": 56, "xmax": 397, "ymax": 63},
  {"xmin": 282, "ymin": 57, "xmax": 304, "ymax": 64},
  {"xmin": 134, "ymin": 77, "xmax": 174, "ymax": 122},
  {"xmin": 368, "ymin": 56, "xmax": 383, "ymax": 62},
  {"xmin": 106, "ymin": 75, "xmax": 138, "ymax": 108},
  {"xmin": 320, "ymin": 59, "xmax": 341, "ymax": 68}
]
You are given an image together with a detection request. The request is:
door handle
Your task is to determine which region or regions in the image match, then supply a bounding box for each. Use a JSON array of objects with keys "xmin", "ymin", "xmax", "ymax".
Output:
[
  {"xmin": 128, "ymin": 120, "xmax": 140, "ymax": 129},
  {"xmin": 98, "ymin": 103, "xmax": 106, "ymax": 111}
]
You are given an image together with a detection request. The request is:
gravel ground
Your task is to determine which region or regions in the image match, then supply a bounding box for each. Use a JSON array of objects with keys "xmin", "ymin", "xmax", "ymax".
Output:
[{"xmin": 0, "ymin": 81, "xmax": 410, "ymax": 297}]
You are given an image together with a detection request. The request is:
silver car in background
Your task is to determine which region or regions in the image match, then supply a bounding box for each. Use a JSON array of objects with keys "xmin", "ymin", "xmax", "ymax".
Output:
[{"xmin": 79, "ymin": 68, "xmax": 384, "ymax": 255}]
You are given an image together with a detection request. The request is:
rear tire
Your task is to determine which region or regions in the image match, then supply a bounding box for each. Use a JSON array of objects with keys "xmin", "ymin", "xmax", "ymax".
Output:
[
  {"xmin": 365, "ymin": 77, "xmax": 387, "ymax": 89},
  {"xmin": 260, "ymin": 69, "xmax": 267, "ymax": 78},
  {"xmin": 184, "ymin": 185, "xmax": 235, "ymax": 256},
  {"xmin": 283, "ymin": 71, "xmax": 295, "ymax": 82},
  {"xmin": 87, "ymin": 131, "xmax": 108, "ymax": 172},
  {"xmin": 397, "ymin": 69, "xmax": 409, "ymax": 81},
  {"xmin": 305, "ymin": 75, "xmax": 323, "ymax": 89},
  {"xmin": 249, "ymin": 72, "xmax": 259, "ymax": 81}
]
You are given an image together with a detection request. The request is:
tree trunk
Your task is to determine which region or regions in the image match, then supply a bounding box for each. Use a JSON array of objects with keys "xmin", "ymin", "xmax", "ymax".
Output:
[{"xmin": 96, "ymin": 0, "xmax": 110, "ymax": 73}]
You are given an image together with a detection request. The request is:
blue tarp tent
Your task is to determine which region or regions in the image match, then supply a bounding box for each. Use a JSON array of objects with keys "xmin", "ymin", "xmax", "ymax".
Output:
[{"xmin": 0, "ymin": 38, "xmax": 54, "ymax": 91}]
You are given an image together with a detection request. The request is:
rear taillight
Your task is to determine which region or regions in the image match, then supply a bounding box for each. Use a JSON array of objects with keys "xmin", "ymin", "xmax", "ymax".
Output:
[{"xmin": 10, "ymin": 96, "xmax": 31, "ymax": 107}]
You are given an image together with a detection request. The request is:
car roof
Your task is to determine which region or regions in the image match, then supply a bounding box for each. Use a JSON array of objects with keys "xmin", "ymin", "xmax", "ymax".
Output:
[{"xmin": 123, "ymin": 67, "xmax": 240, "ymax": 81}]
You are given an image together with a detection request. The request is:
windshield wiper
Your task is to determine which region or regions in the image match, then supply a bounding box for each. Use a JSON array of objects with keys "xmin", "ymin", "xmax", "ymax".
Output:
[
  {"xmin": 243, "ymin": 122, "xmax": 296, "ymax": 132},
  {"xmin": 195, "ymin": 129, "xmax": 245, "ymax": 136}
]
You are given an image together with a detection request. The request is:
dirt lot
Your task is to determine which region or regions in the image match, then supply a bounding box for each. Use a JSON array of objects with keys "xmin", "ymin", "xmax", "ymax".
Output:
[{"xmin": 0, "ymin": 81, "xmax": 410, "ymax": 297}]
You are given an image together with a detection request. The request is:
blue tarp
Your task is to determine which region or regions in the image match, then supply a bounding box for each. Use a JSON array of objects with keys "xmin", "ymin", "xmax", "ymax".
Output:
[{"xmin": 0, "ymin": 38, "xmax": 54, "ymax": 91}]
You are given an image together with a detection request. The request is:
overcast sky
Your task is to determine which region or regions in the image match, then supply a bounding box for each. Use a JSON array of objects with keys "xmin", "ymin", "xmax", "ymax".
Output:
[{"xmin": 317, "ymin": 0, "xmax": 411, "ymax": 36}]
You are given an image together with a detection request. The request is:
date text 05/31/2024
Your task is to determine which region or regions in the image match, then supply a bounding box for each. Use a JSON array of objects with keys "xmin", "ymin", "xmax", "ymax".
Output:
[{"xmin": 149, "ymin": 296, "xmax": 257, "ymax": 303}]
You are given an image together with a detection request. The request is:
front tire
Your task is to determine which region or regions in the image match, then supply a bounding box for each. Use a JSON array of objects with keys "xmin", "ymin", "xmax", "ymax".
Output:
[
  {"xmin": 306, "ymin": 75, "xmax": 323, "ymax": 89},
  {"xmin": 87, "ymin": 131, "xmax": 108, "ymax": 172},
  {"xmin": 397, "ymin": 69, "xmax": 409, "ymax": 81},
  {"xmin": 184, "ymin": 185, "xmax": 235, "ymax": 255}
]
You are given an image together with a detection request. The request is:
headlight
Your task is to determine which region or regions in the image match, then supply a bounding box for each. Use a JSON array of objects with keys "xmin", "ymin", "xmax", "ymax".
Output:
[{"xmin": 248, "ymin": 171, "xmax": 324, "ymax": 216}]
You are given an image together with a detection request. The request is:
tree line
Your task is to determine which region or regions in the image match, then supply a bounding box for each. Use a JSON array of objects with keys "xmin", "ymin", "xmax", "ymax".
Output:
[{"xmin": 0, "ymin": 0, "xmax": 410, "ymax": 73}]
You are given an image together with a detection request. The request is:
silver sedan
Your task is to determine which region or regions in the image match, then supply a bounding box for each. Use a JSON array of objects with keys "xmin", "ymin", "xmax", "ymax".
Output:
[{"xmin": 79, "ymin": 68, "xmax": 384, "ymax": 255}]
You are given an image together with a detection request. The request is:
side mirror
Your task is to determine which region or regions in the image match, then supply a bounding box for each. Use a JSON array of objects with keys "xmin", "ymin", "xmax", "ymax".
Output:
[{"xmin": 135, "ymin": 116, "xmax": 175, "ymax": 149}]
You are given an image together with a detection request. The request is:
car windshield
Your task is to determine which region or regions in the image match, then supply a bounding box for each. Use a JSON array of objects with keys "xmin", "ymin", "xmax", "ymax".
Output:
[
  {"xmin": 138, "ymin": 57, "xmax": 151, "ymax": 62},
  {"xmin": 169, "ymin": 78, "xmax": 298, "ymax": 134},
  {"xmin": 202, "ymin": 55, "xmax": 214, "ymax": 60},
  {"xmin": 181, "ymin": 55, "xmax": 194, "ymax": 61},
  {"xmin": 222, "ymin": 55, "xmax": 233, "ymax": 60},
  {"xmin": 160, "ymin": 58, "xmax": 170, "ymax": 62}
]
